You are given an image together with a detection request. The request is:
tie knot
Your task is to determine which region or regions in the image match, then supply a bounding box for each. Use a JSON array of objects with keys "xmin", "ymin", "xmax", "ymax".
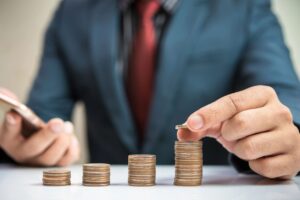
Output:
[{"xmin": 136, "ymin": 0, "xmax": 160, "ymax": 19}]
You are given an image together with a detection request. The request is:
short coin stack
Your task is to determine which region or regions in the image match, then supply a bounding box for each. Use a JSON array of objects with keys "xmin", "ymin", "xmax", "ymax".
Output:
[
  {"xmin": 43, "ymin": 169, "xmax": 71, "ymax": 186},
  {"xmin": 174, "ymin": 140, "xmax": 203, "ymax": 186},
  {"xmin": 128, "ymin": 154, "xmax": 156, "ymax": 186},
  {"xmin": 82, "ymin": 163, "xmax": 110, "ymax": 186}
]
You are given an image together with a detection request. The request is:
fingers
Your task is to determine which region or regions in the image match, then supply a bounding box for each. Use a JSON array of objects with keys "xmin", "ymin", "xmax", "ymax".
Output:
[
  {"xmin": 18, "ymin": 118, "xmax": 65, "ymax": 161},
  {"xmin": 232, "ymin": 129, "xmax": 296, "ymax": 161},
  {"xmin": 0, "ymin": 114, "xmax": 79, "ymax": 166},
  {"xmin": 27, "ymin": 121, "xmax": 79, "ymax": 167},
  {"xmin": 0, "ymin": 112, "xmax": 24, "ymax": 151},
  {"xmin": 249, "ymin": 154, "xmax": 296, "ymax": 179},
  {"xmin": 176, "ymin": 125, "xmax": 236, "ymax": 153},
  {"xmin": 177, "ymin": 85, "xmax": 299, "ymax": 179},
  {"xmin": 2, "ymin": 111, "xmax": 23, "ymax": 139},
  {"xmin": 177, "ymin": 128, "xmax": 203, "ymax": 141},
  {"xmin": 186, "ymin": 86, "xmax": 276, "ymax": 132},
  {"xmin": 177, "ymin": 123, "xmax": 222, "ymax": 141},
  {"xmin": 215, "ymin": 135, "xmax": 236, "ymax": 153},
  {"xmin": 32, "ymin": 128, "xmax": 72, "ymax": 166},
  {"xmin": 57, "ymin": 137, "xmax": 80, "ymax": 166},
  {"xmin": 221, "ymin": 107, "xmax": 277, "ymax": 142}
]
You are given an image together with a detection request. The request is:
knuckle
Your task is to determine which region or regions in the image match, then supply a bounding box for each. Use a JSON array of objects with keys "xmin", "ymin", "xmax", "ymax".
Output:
[
  {"xmin": 277, "ymin": 105, "xmax": 293, "ymax": 122},
  {"xmin": 56, "ymin": 134, "xmax": 65, "ymax": 143},
  {"xmin": 57, "ymin": 161, "xmax": 67, "ymax": 167},
  {"xmin": 57, "ymin": 152, "xmax": 78, "ymax": 167},
  {"xmin": 224, "ymin": 94, "xmax": 239, "ymax": 113},
  {"xmin": 259, "ymin": 85, "xmax": 277, "ymax": 97},
  {"xmin": 240, "ymin": 139, "xmax": 257, "ymax": 160},
  {"xmin": 234, "ymin": 114, "xmax": 248, "ymax": 131},
  {"xmin": 11, "ymin": 146, "xmax": 30, "ymax": 163},
  {"xmin": 201, "ymin": 107, "xmax": 218, "ymax": 124},
  {"xmin": 55, "ymin": 134, "xmax": 71, "ymax": 147},
  {"xmin": 285, "ymin": 126, "xmax": 299, "ymax": 149},
  {"xmin": 12, "ymin": 152, "xmax": 27, "ymax": 163},
  {"xmin": 26, "ymin": 142, "xmax": 43, "ymax": 156},
  {"xmin": 12, "ymin": 148, "xmax": 34, "ymax": 164},
  {"xmin": 43, "ymin": 129, "xmax": 59, "ymax": 140},
  {"xmin": 57, "ymin": 158, "xmax": 72, "ymax": 167},
  {"xmin": 221, "ymin": 120, "xmax": 239, "ymax": 142},
  {"xmin": 220, "ymin": 122, "xmax": 232, "ymax": 141},
  {"xmin": 284, "ymin": 128, "xmax": 298, "ymax": 147},
  {"xmin": 258, "ymin": 159, "xmax": 276, "ymax": 178},
  {"xmin": 37, "ymin": 156, "xmax": 56, "ymax": 167},
  {"xmin": 57, "ymin": 133, "xmax": 71, "ymax": 145},
  {"xmin": 0, "ymin": 138, "xmax": 9, "ymax": 152},
  {"xmin": 283, "ymin": 136, "xmax": 294, "ymax": 150}
]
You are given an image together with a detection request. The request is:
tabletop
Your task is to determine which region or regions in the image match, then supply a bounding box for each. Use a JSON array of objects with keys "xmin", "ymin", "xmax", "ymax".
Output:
[{"xmin": 0, "ymin": 164, "xmax": 299, "ymax": 200}]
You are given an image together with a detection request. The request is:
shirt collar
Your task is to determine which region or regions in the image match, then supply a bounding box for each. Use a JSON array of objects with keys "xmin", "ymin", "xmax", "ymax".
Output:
[{"xmin": 120, "ymin": 0, "xmax": 178, "ymax": 13}]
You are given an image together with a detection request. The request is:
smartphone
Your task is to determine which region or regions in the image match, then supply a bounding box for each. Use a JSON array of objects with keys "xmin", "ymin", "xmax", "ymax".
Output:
[{"xmin": 0, "ymin": 93, "xmax": 45, "ymax": 138}]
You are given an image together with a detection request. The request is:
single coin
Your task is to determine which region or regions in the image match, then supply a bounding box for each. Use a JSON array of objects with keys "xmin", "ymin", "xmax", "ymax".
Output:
[{"xmin": 175, "ymin": 123, "xmax": 188, "ymax": 130}]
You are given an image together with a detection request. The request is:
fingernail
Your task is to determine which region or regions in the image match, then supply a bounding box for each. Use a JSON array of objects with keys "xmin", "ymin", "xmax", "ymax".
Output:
[
  {"xmin": 6, "ymin": 113, "xmax": 16, "ymax": 125},
  {"xmin": 188, "ymin": 115, "xmax": 204, "ymax": 130},
  {"xmin": 50, "ymin": 121, "xmax": 64, "ymax": 133},
  {"xmin": 64, "ymin": 121, "xmax": 74, "ymax": 134}
]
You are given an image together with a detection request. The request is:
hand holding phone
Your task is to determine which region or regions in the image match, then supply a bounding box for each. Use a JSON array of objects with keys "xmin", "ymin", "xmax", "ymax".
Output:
[
  {"xmin": 0, "ymin": 90, "xmax": 80, "ymax": 166},
  {"xmin": 0, "ymin": 93, "xmax": 45, "ymax": 137}
]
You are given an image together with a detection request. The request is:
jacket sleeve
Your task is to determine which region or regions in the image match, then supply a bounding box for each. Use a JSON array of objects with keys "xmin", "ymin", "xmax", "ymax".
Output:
[
  {"xmin": 230, "ymin": 0, "xmax": 300, "ymax": 173},
  {"xmin": 27, "ymin": 1, "xmax": 76, "ymax": 122}
]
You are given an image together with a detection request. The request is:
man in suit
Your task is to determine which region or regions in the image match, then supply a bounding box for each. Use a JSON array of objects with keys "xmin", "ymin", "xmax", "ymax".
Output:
[{"xmin": 0, "ymin": 0, "xmax": 300, "ymax": 179}]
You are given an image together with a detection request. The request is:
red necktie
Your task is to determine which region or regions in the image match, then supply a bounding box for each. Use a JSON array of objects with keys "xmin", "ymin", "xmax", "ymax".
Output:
[{"xmin": 127, "ymin": 0, "xmax": 160, "ymax": 141}]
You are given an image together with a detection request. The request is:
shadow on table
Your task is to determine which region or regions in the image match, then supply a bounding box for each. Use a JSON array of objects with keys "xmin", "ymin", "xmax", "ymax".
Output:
[
  {"xmin": 202, "ymin": 174, "xmax": 292, "ymax": 186},
  {"xmin": 199, "ymin": 168, "xmax": 293, "ymax": 186},
  {"xmin": 151, "ymin": 176, "xmax": 292, "ymax": 187}
]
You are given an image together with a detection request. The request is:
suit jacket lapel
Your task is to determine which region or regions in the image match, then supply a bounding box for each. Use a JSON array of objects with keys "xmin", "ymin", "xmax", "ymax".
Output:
[
  {"xmin": 143, "ymin": 0, "xmax": 209, "ymax": 152},
  {"xmin": 90, "ymin": 0, "xmax": 138, "ymax": 153}
]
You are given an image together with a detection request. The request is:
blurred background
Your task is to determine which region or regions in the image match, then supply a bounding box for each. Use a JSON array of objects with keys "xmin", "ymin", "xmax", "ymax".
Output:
[{"xmin": 0, "ymin": 0, "xmax": 299, "ymax": 163}]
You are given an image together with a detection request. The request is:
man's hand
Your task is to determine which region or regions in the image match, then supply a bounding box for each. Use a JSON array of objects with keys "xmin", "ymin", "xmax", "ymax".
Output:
[
  {"xmin": 177, "ymin": 85, "xmax": 300, "ymax": 179},
  {"xmin": 0, "ymin": 89, "xmax": 80, "ymax": 166}
]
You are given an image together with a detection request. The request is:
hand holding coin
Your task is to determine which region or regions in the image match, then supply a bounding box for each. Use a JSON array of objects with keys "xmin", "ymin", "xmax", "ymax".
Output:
[{"xmin": 177, "ymin": 86, "xmax": 300, "ymax": 179}]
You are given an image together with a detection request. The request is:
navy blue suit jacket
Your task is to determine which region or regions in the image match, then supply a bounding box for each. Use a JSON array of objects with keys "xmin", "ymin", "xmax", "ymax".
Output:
[{"xmin": 3, "ymin": 0, "xmax": 299, "ymax": 171}]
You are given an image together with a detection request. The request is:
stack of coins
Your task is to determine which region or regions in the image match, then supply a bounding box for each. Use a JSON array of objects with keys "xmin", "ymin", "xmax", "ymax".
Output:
[
  {"xmin": 174, "ymin": 141, "xmax": 203, "ymax": 186},
  {"xmin": 128, "ymin": 154, "xmax": 156, "ymax": 186},
  {"xmin": 43, "ymin": 169, "xmax": 71, "ymax": 186},
  {"xmin": 82, "ymin": 163, "xmax": 110, "ymax": 186}
]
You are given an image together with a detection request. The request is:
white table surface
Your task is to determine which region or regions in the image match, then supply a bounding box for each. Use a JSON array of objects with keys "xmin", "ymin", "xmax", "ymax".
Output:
[{"xmin": 0, "ymin": 164, "xmax": 299, "ymax": 200}]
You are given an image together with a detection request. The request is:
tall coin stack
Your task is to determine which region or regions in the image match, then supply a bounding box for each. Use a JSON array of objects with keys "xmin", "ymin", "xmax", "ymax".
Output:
[
  {"xmin": 43, "ymin": 169, "xmax": 71, "ymax": 186},
  {"xmin": 174, "ymin": 141, "xmax": 203, "ymax": 186},
  {"xmin": 128, "ymin": 154, "xmax": 156, "ymax": 186},
  {"xmin": 82, "ymin": 163, "xmax": 110, "ymax": 186}
]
